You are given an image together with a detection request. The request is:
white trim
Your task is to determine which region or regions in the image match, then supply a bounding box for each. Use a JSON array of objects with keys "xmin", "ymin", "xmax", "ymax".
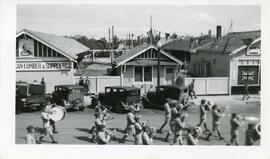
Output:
[
  {"xmin": 116, "ymin": 45, "xmax": 183, "ymax": 68},
  {"xmin": 17, "ymin": 30, "xmax": 78, "ymax": 61},
  {"xmin": 229, "ymin": 37, "xmax": 261, "ymax": 56}
]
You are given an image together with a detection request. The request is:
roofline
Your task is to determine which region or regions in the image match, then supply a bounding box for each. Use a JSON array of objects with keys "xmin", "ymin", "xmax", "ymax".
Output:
[
  {"xmin": 115, "ymin": 45, "xmax": 183, "ymax": 68},
  {"xmin": 189, "ymin": 41, "xmax": 214, "ymax": 54},
  {"xmin": 16, "ymin": 29, "xmax": 78, "ymax": 60},
  {"xmin": 229, "ymin": 37, "xmax": 261, "ymax": 56}
]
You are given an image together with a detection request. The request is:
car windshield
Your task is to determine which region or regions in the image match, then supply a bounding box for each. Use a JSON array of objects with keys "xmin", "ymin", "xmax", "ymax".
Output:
[{"xmin": 129, "ymin": 90, "xmax": 139, "ymax": 96}]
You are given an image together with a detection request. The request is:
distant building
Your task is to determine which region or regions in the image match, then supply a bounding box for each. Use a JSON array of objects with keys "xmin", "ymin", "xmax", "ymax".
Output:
[
  {"xmin": 189, "ymin": 28, "xmax": 261, "ymax": 94},
  {"xmin": 16, "ymin": 29, "xmax": 89, "ymax": 92}
]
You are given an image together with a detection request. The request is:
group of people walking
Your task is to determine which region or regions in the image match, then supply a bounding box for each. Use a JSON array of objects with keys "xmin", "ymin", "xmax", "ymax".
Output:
[{"xmin": 25, "ymin": 97, "xmax": 259, "ymax": 146}]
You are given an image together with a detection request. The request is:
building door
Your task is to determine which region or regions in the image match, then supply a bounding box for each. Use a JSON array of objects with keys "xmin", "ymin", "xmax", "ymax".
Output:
[{"xmin": 165, "ymin": 68, "xmax": 174, "ymax": 85}]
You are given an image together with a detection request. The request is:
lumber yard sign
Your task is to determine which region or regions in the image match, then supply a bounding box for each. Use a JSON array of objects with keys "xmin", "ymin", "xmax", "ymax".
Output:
[{"xmin": 16, "ymin": 61, "xmax": 71, "ymax": 71}]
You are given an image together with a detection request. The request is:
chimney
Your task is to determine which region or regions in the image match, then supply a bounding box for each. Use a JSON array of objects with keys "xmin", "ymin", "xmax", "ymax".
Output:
[{"xmin": 216, "ymin": 25, "xmax": 222, "ymax": 38}]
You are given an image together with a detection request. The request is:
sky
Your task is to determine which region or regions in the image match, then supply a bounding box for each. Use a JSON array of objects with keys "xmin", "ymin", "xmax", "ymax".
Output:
[{"xmin": 17, "ymin": 5, "xmax": 260, "ymax": 39}]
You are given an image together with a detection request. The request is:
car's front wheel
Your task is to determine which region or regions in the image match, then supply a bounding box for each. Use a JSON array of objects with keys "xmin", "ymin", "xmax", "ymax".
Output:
[{"xmin": 115, "ymin": 101, "xmax": 125, "ymax": 114}]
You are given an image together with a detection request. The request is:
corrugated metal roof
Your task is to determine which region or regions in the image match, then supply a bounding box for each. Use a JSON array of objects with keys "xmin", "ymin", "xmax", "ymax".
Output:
[
  {"xmin": 17, "ymin": 29, "xmax": 90, "ymax": 59},
  {"xmin": 195, "ymin": 30, "xmax": 261, "ymax": 54}
]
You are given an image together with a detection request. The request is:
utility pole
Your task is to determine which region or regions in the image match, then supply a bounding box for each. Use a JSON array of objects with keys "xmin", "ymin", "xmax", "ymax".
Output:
[{"xmin": 111, "ymin": 25, "xmax": 114, "ymax": 63}]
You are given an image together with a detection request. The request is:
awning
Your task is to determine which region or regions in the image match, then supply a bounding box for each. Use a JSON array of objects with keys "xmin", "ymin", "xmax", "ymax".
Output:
[{"xmin": 124, "ymin": 59, "xmax": 179, "ymax": 66}]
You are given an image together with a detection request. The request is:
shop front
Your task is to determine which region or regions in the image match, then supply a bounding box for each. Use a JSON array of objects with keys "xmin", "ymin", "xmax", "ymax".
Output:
[{"xmin": 16, "ymin": 29, "xmax": 89, "ymax": 92}]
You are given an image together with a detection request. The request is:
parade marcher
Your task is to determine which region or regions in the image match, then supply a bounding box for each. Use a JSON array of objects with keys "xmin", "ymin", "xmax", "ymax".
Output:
[
  {"xmin": 124, "ymin": 103, "xmax": 140, "ymax": 133},
  {"xmin": 33, "ymin": 80, "xmax": 37, "ymax": 84},
  {"xmin": 197, "ymin": 99, "xmax": 210, "ymax": 132},
  {"xmin": 242, "ymin": 81, "xmax": 250, "ymax": 100},
  {"xmin": 96, "ymin": 125, "xmax": 111, "ymax": 145},
  {"xmin": 245, "ymin": 123, "xmax": 256, "ymax": 146},
  {"xmin": 164, "ymin": 102, "xmax": 178, "ymax": 142},
  {"xmin": 188, "ymin": 79, "xmax": 197, "ymax": 99},
  {"xmin": 119, "ymin": 107, "xmax": 136, "ymax": 143},
  {"xmin": 92, "ymin": 112, "xmax": 106, "ymax": 142},
  {"xmin": 79, "ymin": 76, "xmax": 84, "ymax": 86},
  {"xmin": 186, "ymin": 127, "xmax": 202, "ymax": 145},
  {"xmin": 39, "ymin": 105, "xmax": 58, "ymax": 144},
  {"xmin": 142, "ymin": 126, "xmax": 156, "ymax": 145},
  {"xmin": 25, "ymin": 125, "xmax": 37, "ymax": 144},
  {"xmin": 41, "ymin": 77, "xmax": 45, "ymax": 85},
  {"xmin": 157, "ymin": 98, "xmax": 172, "ymax": 133},
  {"xmin": 172, "ymin": 112, "xmax": 188, "ymax": 145},
  {"xmin": 228, "ymin": 112, "xmax": 242, "ymax": 146},
  {"xmin": 134, "ymin": 115, "xmax": 143, "ymax": 145},
  {"xmin": 206, "ymin": 105, "xmax": 224, "ymax": 141}
]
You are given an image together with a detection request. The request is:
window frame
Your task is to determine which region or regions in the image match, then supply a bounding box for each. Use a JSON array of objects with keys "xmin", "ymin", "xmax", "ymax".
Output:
[{"xmin": 133, "ymin": 66, "xmax": 153, "ymax": 84}]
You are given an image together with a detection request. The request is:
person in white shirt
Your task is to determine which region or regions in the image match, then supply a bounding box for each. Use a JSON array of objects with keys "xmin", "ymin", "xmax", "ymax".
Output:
[{"xmin": 39, "ymin": 102, "xmax": 58, "ymax": 144}]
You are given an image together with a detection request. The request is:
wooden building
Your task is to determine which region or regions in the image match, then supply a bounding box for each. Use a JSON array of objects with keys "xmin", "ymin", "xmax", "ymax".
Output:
[
  {"xmin": 189, "ymin": 30, "xmax": 261, "ymax": 94},
  {"xmin": 16, "ymin": 29, "xmax": 89, "ymax": 92},
  {"xmin": 113, "ymin": 44, "xmax": 183, "ymax": 93}
]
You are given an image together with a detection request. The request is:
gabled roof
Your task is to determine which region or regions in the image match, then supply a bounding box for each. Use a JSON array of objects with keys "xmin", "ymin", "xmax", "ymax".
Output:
[
  {"xmin": 114, "ymin": 44, "xmax": 183, "ymax": 67},
  {"xmin": 192, "ymin": 30, "xmax": 261, "ymax": 54},
  {"xmin": 17, "ymin": 29, "xmax": 90, "ymax": 60}
]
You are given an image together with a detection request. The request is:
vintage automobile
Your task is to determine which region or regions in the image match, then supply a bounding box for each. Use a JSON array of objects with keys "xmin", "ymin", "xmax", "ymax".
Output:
[
  {"xmin": 92, "ymin": 86, "xmax": 141, "ymax": 113},
  {"xmin": 16, "ymin": 81, "xmax": 47, "ymax": 114},
  {"xmin": 51, "ymin": 85, "xmax": 85, "ymax": 111},
  {"xmin": 142, "ymin": 85, "xmax": 189, "ymax": 110}
]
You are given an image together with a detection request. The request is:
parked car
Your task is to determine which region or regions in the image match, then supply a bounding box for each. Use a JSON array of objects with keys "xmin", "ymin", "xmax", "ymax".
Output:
[
  {"xmin": 92, "ymin": 86, "xmax": 141, "ymax": 113},
  {"xmin": 16, "ymin": 81, "xmax": 47, "ymax": 114},
  {"xmin": 51, "ymin": 85, "xmax": 85, "ymax": 111},
  {"xmin": 142, "ymin": 85, "xmax": 189, "ymax": 110}
]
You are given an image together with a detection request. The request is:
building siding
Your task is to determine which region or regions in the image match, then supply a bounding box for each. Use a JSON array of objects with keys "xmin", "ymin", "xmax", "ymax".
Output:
[{"xmin": 188, "ymin": 51, "xmax": 230, "ymax": 77}]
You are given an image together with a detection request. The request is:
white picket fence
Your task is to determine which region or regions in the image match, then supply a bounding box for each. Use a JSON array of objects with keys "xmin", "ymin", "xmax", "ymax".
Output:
[
  {"xmin": 74, "ymin": 76, "xmax": 121, "ymax": 94},
  {"xmin": 185, "ymin": 77, "xmax": 229, "ymax": 95}
]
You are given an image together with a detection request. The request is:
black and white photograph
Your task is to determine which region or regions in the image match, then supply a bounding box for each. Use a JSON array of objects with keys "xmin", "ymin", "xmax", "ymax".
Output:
[{"xmin": 1, "ymin": 0, "xmax": 270, "ymax": 159}]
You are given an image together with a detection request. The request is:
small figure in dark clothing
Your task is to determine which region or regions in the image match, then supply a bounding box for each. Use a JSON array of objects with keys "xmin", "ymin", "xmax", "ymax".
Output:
[
  {"xmin": 242, "ymin": 81, "xmax": 250, "ymax": 100},
  {"xmin": 79, "ymin": 76, "xmax": 84, "ymax": 86},
  {"xmin": 188, "ymin": 79, "xmax": 197, "ymax": 99},
  {"xmin": 41, "ymin": 77, "xmax": 45, "ymax": 85},
  {"xmin": 245, "ymin": 123, "xmax": 256, "ymax": 146}
]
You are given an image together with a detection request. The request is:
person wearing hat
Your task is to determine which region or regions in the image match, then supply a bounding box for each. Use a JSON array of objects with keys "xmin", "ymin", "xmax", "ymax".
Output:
[
  {"xmin": 96, "ymin": 125, "xmax": 111, "ymax": 145},
  {"xmin": 25, "ymin": 125, "xmax": 37, "ymax": 144},
  {"xmin": 157, "ymin": 98, "xmax": 172, "ymax": 133},
  {"xmin": 186, "ymin": 127, "xmax": 202, "ymax": 145},
  {"xmin": 164, "ymin": 102, "xmax": 178, "ymax": 142},
  {"xmin": 206, "ymin": 105, "xmax": 224, "ymax": 141},
  {"xmin": 197, "ymin": 99, "xmax": 210, "ymax": 132},
  {"xmin": 227, "ymin": 112, "xmax": 242, "ymax": 146},
  {"xmin": 134, "ymin": 115, "xmax": 143, "ymax": 145},
  {"xmin": 119, "ymin": 107, "xmax": 136, "ymax": 143},
  {"xmin": 172, "ymin": 112, "xmax": 188, "ymax": 145},
  {"xmin": 39, "ymin": 105, "xmax": 58, "ymax": 144}
]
